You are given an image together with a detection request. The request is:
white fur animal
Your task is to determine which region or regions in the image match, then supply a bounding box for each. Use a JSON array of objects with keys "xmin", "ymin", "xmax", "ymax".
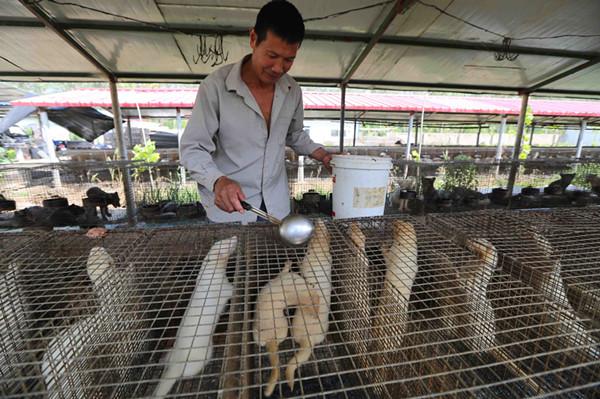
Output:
[
  {"xmin": 286, "ymin": 220, "xmax": 332, "ymax": 390},
  {"xmin": 463, "ymin": 238, "xmax": 498, "ymax": 351},
  {"xmin": 253, "ymin": 261, "xmax": 320, "ymax": 397},
  {"xmin": 42, "ymin": 247, "xmax": 134, "ymax": 399},
  {"xmin": 383, "ymin": 220, "xmax": 418, "ymax": 304},
  {"xmin": 532, "ymin": 233, "xmax": 599, "ymax": 359},
  {"xmin": 153, "ymin": 236, "xmax": 238, "ymax": 398},
  {"xmin": 0, "ymin": 263, "xmax": 27, "ymax": 379}
]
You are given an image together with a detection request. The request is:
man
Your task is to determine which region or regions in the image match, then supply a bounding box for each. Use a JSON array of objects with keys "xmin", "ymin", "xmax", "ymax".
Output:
[{"xmin": 180, "ymin": 1, "xmax": 332, "ymax": 223}]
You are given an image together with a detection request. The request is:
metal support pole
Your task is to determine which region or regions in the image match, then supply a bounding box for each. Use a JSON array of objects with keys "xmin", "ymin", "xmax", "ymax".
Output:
[
  {"xmin": 126, "ymin": 117, "xmax": 133, "ymax": 149},
  {"xmin": 39, "ymin": 110, "xmax": 58, "ymax": 162},
  {"xmin": 339, "ymin": 83, "xmax": 346, "ymax": 153},
  {"xmin": 403, "ymin": 113, "xmax": 415, "ymax": 178},
  {"xmin": 417, "ymin": 105, "xmax": 426, "ymax": 158},
  {"xmin": 405, "ymin": 112, "xmax": 414, "ymax": 160},
  {"xmin": 109, "ymin": 78, "xmax": 136, "ymax": 225},
  {"xmin": 475, "ymin": 124, "xmax": 482, "ymax": 147},
  {"xmin": 176, "ymin": 107, "xmax": 187, "ymax": 185},
  {"xmin": 414, "ymin": 122, "xmax": 419, "ymax": 147},
  {"xmin": 298, "ymin": 155, "xmax": 305, "ymax": 182},
  {"xmin": 575, "ymin": 119, "xmax": 587, "ymax": 159},
  {"xmin": 352, "ymin": 119, "xmax": 357, "ymax": 147},
  {"xmin": 506, "ymin": 93, "xmax": 530, "ymax": 200},
  {"xmin": 39, "ymin": 109, "xmax": 62, "ymax": 188},
  {"xmin": 495, "ymin": 115, "xmax": 507, "ymax": 161}
]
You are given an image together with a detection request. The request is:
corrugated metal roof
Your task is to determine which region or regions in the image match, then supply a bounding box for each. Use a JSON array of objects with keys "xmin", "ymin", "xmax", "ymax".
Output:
[{"xmin": 10, "ymin": 88, "xmax": 600, "ymax": 118}]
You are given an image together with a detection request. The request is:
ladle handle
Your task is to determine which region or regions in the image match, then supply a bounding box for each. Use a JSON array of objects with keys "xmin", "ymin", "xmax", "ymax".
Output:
[{"xmin": 240, "ymin": 201, "xmax": 281, "ymax": 224}]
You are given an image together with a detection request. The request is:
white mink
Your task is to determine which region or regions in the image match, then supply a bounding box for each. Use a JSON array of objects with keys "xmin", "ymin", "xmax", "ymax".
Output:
[
  {"xmin": 463, "ymin": 238, "xmax": 498, "ymax": 352},
  {"xmin": 42, "ymin": 247, "xmax": 134, "ymax": 399},
  {"xmin": 253, "ymin": 260, "xmax": 320, "ymax": 397},
  {"xmin": 286, "ymin": 220, "xmax": 332, "ymax": 390},
  {"xmin": 532, "ymin": 233, "xmax": 599, "ymax": 359},
  {"xmin": 383, "ymin": 220, "xmax": 418, "ymax": 304},
  {"xmin": 0, "ymin": 263, "xmax": 27, "ymax": 379},
  {"xmin": 153, "ymin": 236, "xmax": 237, "ymax": 398}
]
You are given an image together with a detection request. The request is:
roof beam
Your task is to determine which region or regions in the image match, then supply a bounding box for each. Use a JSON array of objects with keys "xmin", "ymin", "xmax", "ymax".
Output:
[
  {"xmin": 0, "ymin": 17, "xmax": 44, "ymax": 27},
  {"xmin": 3, "ymin": 70, "xmax": 600, "ymax": 97},
  {"xmin": 377, "ymin": 36, "xmax": 598, "ymax": 60},
  {"xmin": 2, "ymin": 17, "xmax": 595, "ymax": 60},
  {"xmin": 18, "ymin": 1, "xmax": 112, "ymax": 79},
  {"xmin": 526, "ymin": 56, "xmax": 600, "ymax": 93},
  {"xmin": 341, "ymin": 0, "xmax": 409, "ymax": 85},
  {"xmin": 0, "ymin": 71, "xmax": 98, "ymax": 78}
]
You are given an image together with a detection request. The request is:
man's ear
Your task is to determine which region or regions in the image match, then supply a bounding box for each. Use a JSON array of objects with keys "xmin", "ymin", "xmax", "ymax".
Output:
[{"xmin": 249, "ymin": 28, "xmax": 257, "ymax": 50}]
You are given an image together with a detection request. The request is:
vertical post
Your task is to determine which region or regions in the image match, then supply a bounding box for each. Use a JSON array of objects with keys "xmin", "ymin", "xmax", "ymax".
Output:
[
  {"xmin": 39, "ymin": 110, "xmax": 58, "ymax": 162},
  {"xmin": 495, "ymin": 115, "xmax": 507, "ymax": 161},
  {"xmin": 475, "ymin": 124, "xmax": 482, "ymax": 147},
  {"xmin": 352, "ymin": 118, "xmax": 357, "ymax": 147},
  {"xmin": 404, "ymin": 112, "xmax": 415, "ymax": 178},
  {"xmin": 405, "ymin": 112, "xmax": 414, "ymax": 160},
  {"xmin": 176, "ymin": 107, "xmax": 187, "ymax": 185},
  {"xmin": 339, "ymin": 83, "xmax": 346, "ymax": 153},
  {"xmin": 39, "ymin": 109, "xmax": 62, "ymax": 188},
  {"xmin": 418, "ymin": 111, "xmax": 425, "ymax": 158},
  {"xmin": 529, "ymin": 122, "xmax": 535, "ymax": 148},
  {"xmin": 298, "ymin": 155, "xmax": 304, "ymax": 182},
  {"xmin": 575, "ymin": 119, "xmax": 587, "ymax": 159},
  {"xmin": 126, "ymin": 117, "xmax": 133, "ymax": 149},
  {"xmin": 506, "ymin": 93, "xmax": 530, "ymax": 200},
  {"xmin": 414, "ymin": 122, "xmax": 419, "ymax": 147},
  {"xmin": 109, "ymin": 78, "xmax": 136, "ymax": 225}
]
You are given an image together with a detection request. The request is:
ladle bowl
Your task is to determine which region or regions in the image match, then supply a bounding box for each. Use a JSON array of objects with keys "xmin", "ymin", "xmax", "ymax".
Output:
[{"xmin": 241, "ymin": 201, "xmax": 314, "ymax": 246}]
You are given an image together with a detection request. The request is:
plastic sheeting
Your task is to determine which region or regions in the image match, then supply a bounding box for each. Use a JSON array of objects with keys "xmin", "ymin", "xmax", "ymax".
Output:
[{"xmin": 46, "ymin": 107, "xmax": 115, "ymax": 142}]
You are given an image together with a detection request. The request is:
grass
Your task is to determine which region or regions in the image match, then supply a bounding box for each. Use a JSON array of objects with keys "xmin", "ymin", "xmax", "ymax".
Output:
[{"xmin": 137, "ymin": 182, "xmax": 200, "ymax": 206}]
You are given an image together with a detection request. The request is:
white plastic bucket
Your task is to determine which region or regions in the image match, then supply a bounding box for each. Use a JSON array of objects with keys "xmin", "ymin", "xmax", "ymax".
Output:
[{"xmin": 331, "ymin": 154, "xmax": 392, "ymax": 219}]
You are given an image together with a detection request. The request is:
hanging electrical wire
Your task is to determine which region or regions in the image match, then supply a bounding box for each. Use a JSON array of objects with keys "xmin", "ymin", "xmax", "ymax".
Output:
[
  {"xmin": 303, "ymin": 0, "xmax": 395, "ymax": 22},
  {"xmin": 192, "ymin": 35, "xmax": 229, "ymax": 67},
  {"xmin": 416, "ymin": 0, "xmax": 600, "ymax": 62},
  {"xmin": 26, "ymin": 0, "xmax": 230, "ymax": 67},
  {"xmin": 25, "ymin": 0, "xmax": 600, "ymax": 67},
  {"xmin": 494, "ymin": 38, "xmax": 519, "ymax": 62}
]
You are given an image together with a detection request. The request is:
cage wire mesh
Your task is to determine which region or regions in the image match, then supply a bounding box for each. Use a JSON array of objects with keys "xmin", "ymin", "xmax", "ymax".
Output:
[
  {"xmin": 1, "ymin": 158, "xmax": 599, "ymax": 228},
  {"xmin": 429, "ymin": 209, "xmax": 600, "ymax": 395},
  {"xmin": 1, "ymin": 212, "xmax": 599, "ymax": 398},
  {"xmin": 429, "ymin": 209, "xmax": 600, "ymax": 323}
]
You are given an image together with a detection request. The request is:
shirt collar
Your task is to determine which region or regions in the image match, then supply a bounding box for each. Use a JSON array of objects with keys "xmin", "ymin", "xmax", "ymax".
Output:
[{"xmin": 225, "ymin": 54, "xmax": 250, "ymax": 93}]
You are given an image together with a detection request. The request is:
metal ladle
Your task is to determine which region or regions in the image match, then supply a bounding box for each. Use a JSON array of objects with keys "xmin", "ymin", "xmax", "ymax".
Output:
[{"xmin": 240, "ymin": 201, "xmax": 314, "ymax": 246}]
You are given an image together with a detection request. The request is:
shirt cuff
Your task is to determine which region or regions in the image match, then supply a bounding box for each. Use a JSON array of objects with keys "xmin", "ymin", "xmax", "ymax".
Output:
[
  {"xmin": 190, "ymin": 168, "xmax": 225, "ymax": 192},
  {"xmin": 295, "ymin": 142, "xmax": 322, "ymax": 156}
]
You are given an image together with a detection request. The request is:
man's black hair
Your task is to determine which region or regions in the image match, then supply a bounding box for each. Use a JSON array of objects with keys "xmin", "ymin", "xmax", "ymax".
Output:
[{"xmin": 254, "ymin": 1, "xmax": 305, "ymax": 45}]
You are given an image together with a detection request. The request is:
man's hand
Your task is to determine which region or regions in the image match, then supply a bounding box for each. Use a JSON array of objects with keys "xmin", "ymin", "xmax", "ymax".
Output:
[
  {"xmin": 310, "ymin": 147, "xmax": 333, "ymax": 173},
  {"xmin": 213, "ymin": 176, "xmax": 246, "ymax": 213}
]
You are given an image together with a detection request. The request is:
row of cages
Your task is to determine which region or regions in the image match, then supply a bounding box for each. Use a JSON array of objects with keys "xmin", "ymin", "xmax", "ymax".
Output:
[
  {"xmin": 0, "ymin": 208, "xmax": 599, "ymax": 398},
  {"xmin": 0, "ymin": 158, "xmax": 600, "ymax": 228}
]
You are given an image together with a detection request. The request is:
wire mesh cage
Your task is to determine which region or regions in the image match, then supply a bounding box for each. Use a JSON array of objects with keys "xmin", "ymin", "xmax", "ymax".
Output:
[
  {"xmin": 429, "ymin": 209, "xmax": 600, "ymax": 396},
  {"xmin": 2, "ymin": 158, "xmax": 600, "ymax": 230},
  {"xmin": 1, "ymin": 212, "xmax": 599, "ymax": 398}
]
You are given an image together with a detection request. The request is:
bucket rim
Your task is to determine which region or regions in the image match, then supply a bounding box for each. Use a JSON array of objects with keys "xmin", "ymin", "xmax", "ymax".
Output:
[{"xmin": 331, "ymin": 154, "xmax": 392, "ymax": 169}]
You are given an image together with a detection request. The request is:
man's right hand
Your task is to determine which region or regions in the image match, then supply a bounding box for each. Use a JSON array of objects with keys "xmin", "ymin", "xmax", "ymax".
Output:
[{"xmin": 213, "ymin": 176, "xmax": 246, "ymax": 213}]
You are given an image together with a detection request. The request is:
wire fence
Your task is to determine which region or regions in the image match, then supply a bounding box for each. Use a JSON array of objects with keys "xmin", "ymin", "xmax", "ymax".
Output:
[{"xmin": 0, "ymin": 158, "xmax": 599, "ymax": 228}]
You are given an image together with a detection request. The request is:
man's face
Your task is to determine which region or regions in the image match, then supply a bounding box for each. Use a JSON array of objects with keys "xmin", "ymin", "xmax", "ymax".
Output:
[{"xmin": 249, "ymin": 29, "xmax": 300, "ymax": 85}]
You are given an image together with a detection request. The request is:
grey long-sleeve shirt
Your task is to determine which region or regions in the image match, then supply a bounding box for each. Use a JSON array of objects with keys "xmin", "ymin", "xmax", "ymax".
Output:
[{"xmin": 179, "ymin": 56, "xmax": 322, "ymax": 223}]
